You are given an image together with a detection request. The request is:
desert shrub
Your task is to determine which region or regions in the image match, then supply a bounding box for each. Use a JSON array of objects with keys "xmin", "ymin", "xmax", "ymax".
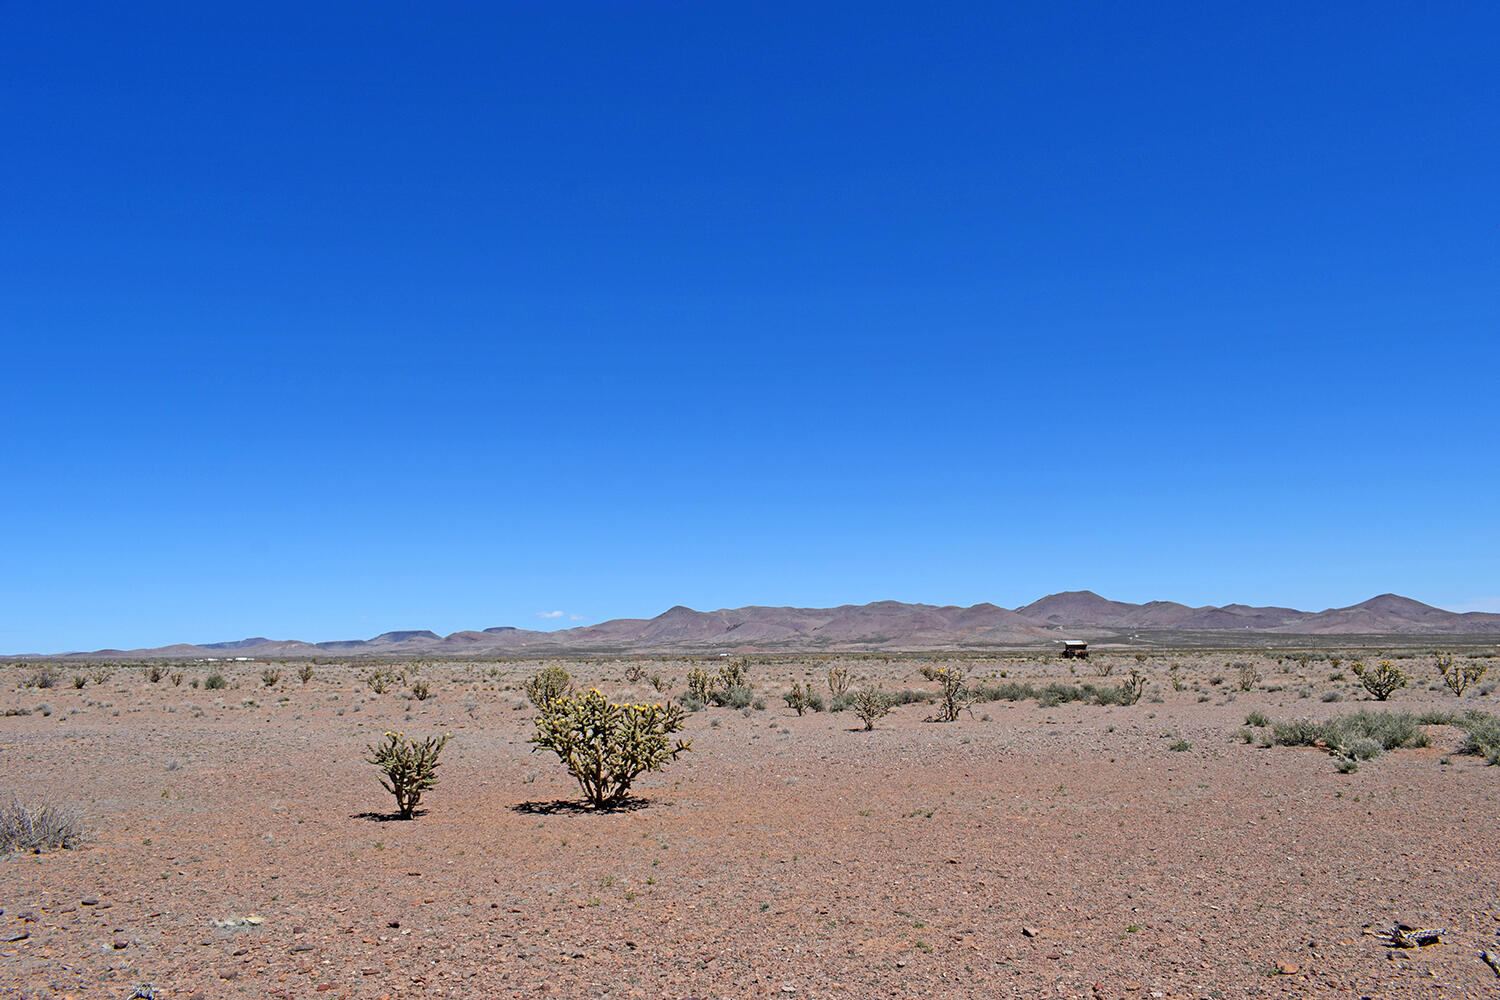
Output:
[
  {"xmin": 297, "ymin": 663, "xmax": 314, "ymax": 685},
  {"xmin": 524, "ymin": 665, "xmax": 571, "ymax": 711},
  {"xmin": 144, "ymin": 663, "xmax": 165, "ymax": 683},
  {"xmin": 0, "ymin": 794, "xmax": 86, "ymax": 853},
  {"xmin": 1270, "ymin": 710, "xmax": 1426, "ymax": 760},
  {"xmin": 1270, "ymin": 718, "xmax": 1323, "ymax": 747},
  {"xmin": 1415, "ymin": 707, "xmax": 1460, "ymax": 726},
  {"xmin": 204, "ymin": 672, "xmax": 228, "ymax": 690},
  {"xmin": 721, "ymin": 684, "xmax": 754, "ymax": 710},
  {"xmin": 919, "ymin": 664, "xmax": 974, "ymax": 722},
  {"xmin": 1091, "ymin": 657, "xmax": 1114, "ymax": 678},
  {"xmin": 1321, "ymin": 690, "xmax": 1342, "ymax": 703},
  {"xmin": 24, "ymin": 669, "xmax": 58, "ymax": 690},
  {"xmin": 411, "ymin": 679, "xmax": 432, "ymax": 701},
  {"xmin": 972, "ymin": 680, "xmax": 1037, "ymax": 703},
  {"xmin": 648, "ymin": 672, "xmax": 669, "ymax": 693},
  {"xmin": 623, "ymin": 663, "xmax": 646, "ymax": 683},
  {"xmin": 827, "ymin": 692, "xmax": 852, "ymax": 713},
  {"xmin": 1244, "ymin": 710, "xmax": 1270, "ymax": 728},
  {"xmin": 261, "ymin": 668, "xmax": 281, "ymax": 688},
  {"xmin": 1334, "ymin": 757, "xmax": 1359, "ymax": 774},
  {"xmin": 1435, "ymin": 653, "xmax": 1487, "ymax": 697},
  {"xmin": 1456, "ymin": 713, "xmax": 1500, "ymax": 764},
  {"xmin": 89, "ymin": 666, "xmax": 112, "ymax": 685},
  {"xmin": 850, "ymin": 687, "xmax": 892, "ymax": 731},
  {"xmin": 827, "ymin": 665, "xmax": 850, "ymax": 697},
  {"xmin": 366, "ymin": 667, "xmax": 405, "ymax": 695},
  {"xmin": 1169, "ymin": 664, "xmax": 1186, "ymax": 691},
  {"xmin": 71, "ymin": 675, "xmax": 86, "ymax": 690},
  {"xmin": 1353, "ymin": 661, "xmax": 1407, "ymax": 701},
  {"xmin": 169, "ymin": 670, "xmax": 184, "ymax": 687},
  {"xmin": 678, "ymin": 694, "xmax": 706, "ymax": 712},
  {"xmin": 1167, "ymin": 738, "xmax": 1191, "ymax": 752},
  {"xmin": 1133, "ymin": 652, "xmax": 1148, "ymax": 666},
  {"xmin": 1036, "ymin": 682, "xmax": 1092, "ymax": 708},
  {"xmin": 364, "ymin": 731, "xmax": 450, "ymax": 819},
  {"xmin": 528, "ymin": 689, "xmax": 690, "ymax": 807},
  {"xmin": 1236, "ymin": 662, "xmax": 1260, "ymax": 692}
]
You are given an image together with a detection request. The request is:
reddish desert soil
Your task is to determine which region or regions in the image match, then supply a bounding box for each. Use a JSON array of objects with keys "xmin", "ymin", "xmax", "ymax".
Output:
[{"xmin": 1, "ymin": 654, "xmax": 1497, "ymax": 999}]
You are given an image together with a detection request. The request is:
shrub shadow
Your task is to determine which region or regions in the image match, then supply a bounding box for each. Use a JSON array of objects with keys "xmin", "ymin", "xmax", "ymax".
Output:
[{"xmin": 511, "ymin": 798, "xmax": 652, "ymax": 815}]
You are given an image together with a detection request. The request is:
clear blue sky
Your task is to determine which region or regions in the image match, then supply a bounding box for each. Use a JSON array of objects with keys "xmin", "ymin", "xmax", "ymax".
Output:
[{"xmin": 4, "ymin": 3, "xmax": 1497, "ymax": 653}]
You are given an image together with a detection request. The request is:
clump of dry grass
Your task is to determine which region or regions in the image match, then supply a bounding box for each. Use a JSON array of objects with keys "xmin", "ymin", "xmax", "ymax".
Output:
[{"xmin": 0, "ymin": 794, "xmax": 87, "ymax": 853}]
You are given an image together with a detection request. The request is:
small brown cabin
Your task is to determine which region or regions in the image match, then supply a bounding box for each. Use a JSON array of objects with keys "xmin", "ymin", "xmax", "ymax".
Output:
[{"xmin": 1060, "ymin": 640, "xmax": 1089, "ymax": 659}]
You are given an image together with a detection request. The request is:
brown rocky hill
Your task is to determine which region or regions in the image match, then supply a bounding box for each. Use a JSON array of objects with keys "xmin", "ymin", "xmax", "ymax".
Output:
[{"xmin": 27, "ymin": 591, "xmax": 1500, "ymax": 658}]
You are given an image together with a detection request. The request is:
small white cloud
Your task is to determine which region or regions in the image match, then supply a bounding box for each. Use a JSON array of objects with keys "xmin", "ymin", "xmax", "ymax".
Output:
[
  {"xmin": 1451, "ymin": 597, "xmax": 1500, "ymax": 613},
  {"xmin": 536, "ymin": 610, "xmax": 565, "ymax": 619},
  {"xmin": 569, "ymin": 614, "xmax": 586, "ymax": 621}
]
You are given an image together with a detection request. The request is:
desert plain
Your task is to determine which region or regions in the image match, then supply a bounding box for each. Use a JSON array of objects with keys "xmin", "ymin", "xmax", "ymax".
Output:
[{"xmin": 1, "ymin": 648, "xmax": 1498, "ymax": 1000}]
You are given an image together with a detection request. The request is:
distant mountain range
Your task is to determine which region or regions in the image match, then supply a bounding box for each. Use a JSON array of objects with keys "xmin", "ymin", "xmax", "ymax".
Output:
[{"xmin": 28, "ymin": 592, "xmax": 1500, "ymax": 658}]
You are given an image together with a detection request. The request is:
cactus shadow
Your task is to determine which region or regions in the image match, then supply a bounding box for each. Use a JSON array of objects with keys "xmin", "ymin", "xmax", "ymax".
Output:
[
  {"xmin": 351, "ymin": 810, "xmax": 425, "ymax": 822},
  {"xmin": 511, "ymin": 798, "xmax": 651, "ymax": 815}
]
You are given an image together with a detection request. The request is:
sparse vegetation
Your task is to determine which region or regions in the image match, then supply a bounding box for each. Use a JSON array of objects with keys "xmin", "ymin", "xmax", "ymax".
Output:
[
  {"xmin": 24, "ymin": 669, "xmax": 59, "ymax": 690},
  {"xmin": 261, "ymin": 668, "xmax": 281, "ymax": 687},
  {"xmin": 204, "ymin": 671, "xmax": 228, "ymax": 690},
  {"xmin": 1456, "ymin": 713, "xmax": 1500, "ymax": 764},
  {"xmin": 366, "ymin": 667, "xmax": 404, "ymax": 695},
  {"xmin": 528, "ymin": 689, "xmax": 690, "ymax": 807},
  {"xmin": 0, "ymin": 794, "xmax": 86, "ymax": 853},
  {"xmin": 411, "ymin": 679, "xmax": 432, "ymax": 701},
  {"xmin": 364, "ymin": 730, "xmax": 450, "ymax": 819},
  {"xmin": 1267, "ymin": 709, "xmax": 1430, "ymax": 766},
  {"xmin": 298, "ymin": 663, "xmax": 315, "ymax": 685}
]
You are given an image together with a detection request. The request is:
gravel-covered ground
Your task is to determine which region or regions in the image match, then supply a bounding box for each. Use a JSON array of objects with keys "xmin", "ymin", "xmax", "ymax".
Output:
[{"xmin": 1, "ymin": 653, "xmax": 1497, "ymax": 999}]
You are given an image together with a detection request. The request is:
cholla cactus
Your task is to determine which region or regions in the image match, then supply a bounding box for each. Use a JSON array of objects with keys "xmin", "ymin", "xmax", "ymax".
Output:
[
  {"xmin": 365, "ymin": 731, "xmax": 450, "ymax": 819},
  {"xmin": 784, "ymin": 682, "xmax": 812, "ymax": 716},
  {"xmin": 919, "ymin": 664, "xmax": 974, "ymax": 722},
  {"xmin": 524, "ymin": 664, "xmax": 572, "ymax": 711},
  {"xmin": 529, "ymin": 689, "xmax": 691, "ymax": 807},
  {"xmin": 1354, "ymin": 660, "xmax": 1407, "ymax": 701},
  {"xmin": 686, "ymin": 666, "xmax": 715, "ymax": 704},
  {"xmin": 1435, "ymin": 652, "xmax": 1487, "ymax": 697},
  {"xmin": 850, "ymin": 686, "xmax": 892, "ymax": 731}
]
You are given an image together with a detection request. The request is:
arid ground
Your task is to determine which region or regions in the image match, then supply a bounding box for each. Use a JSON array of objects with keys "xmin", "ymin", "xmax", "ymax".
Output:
[{"xmin": 2, "ymin": 651, "xmax": 1497, "ymax": 999}]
